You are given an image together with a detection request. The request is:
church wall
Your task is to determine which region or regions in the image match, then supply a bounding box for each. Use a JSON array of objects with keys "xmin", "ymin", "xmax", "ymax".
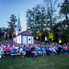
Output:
[
  {"xmin": 28, "ymin": 36, "xmax": 32, "ymax": 44},
  {"xmin": 22, "ymin": 36, "xmax": 27, "ymax": 44},
  {"xmin": 32, "ymin": 37, "xmax": 34, "ymax": 44},
  {"xmin": 22, "ymin": 36, "xmax": 34, "ymax": 44},
  {"xmin": 13, "ymin": 38, "xmax": 17, "ymax": 43},
  {"xmin": 17, "ymin": 35, "xmax": 21, "ymax": 44}
]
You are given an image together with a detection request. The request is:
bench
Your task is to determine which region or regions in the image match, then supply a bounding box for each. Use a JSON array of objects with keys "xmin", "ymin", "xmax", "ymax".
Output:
[
  {"xmin": 0, "ymin": 52, "xmax": 10, "ymax": 55},
  {"xmin": 11, "ymin": 53, "xmax": 20, "ymax": 55}
]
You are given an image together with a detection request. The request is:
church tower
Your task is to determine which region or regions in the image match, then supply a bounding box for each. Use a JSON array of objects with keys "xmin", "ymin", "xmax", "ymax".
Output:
[{"xmin": 16, "ymin": 14, "xmax": 22, "ymax": 35}]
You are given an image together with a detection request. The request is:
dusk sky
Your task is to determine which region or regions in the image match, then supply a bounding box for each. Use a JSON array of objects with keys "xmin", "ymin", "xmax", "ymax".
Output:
[{"xmin": 0, "ymin": 0, "xmax": 64, "ymax": 31}]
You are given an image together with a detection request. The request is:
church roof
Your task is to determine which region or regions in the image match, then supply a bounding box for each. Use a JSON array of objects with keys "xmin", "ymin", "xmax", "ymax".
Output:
[{"xmin": 18, "ymin": 30, "xmax": 32, "ymax": 36}]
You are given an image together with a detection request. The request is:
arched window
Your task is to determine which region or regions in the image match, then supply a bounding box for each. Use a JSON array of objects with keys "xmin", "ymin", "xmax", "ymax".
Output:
[{"xmin": 19, "ymin": 29, "xmax": 20, "ymax": 31}]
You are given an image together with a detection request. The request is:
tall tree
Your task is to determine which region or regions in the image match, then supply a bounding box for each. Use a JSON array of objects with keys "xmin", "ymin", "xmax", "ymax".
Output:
[
  {"xmin": 60, "ymin": 0, "xmax": 69, "ymax": 28},
  {"xmin": 0, "ymin": 28, "xmax": 3, "ymax": 38},
  {"xmin": 8, "ymin": 14, "xmax": 17, "ymax": 38},
  {"xmin": 43, "ymin": 0, "xmax": 59, "ymax": 41},
  {"xmin": 43, "ymin": 0, "xmax": 58, "ymax": 31},
  {"xmin": 26, "ymin": 4, "xmax": 46, "ymax": 41}
]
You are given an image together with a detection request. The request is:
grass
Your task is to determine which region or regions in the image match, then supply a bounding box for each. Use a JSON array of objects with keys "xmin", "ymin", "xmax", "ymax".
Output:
[{"xmin": 0, "ymin": 54, "xmax": 69, "ymax": 69}]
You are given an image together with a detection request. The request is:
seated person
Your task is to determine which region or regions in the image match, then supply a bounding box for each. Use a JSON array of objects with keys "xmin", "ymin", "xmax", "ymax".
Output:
[
  {"xmin": 63, "ymin": 45, "xmax": 67, "ymax": 54},
  {"xmin": 31, "ymin": 45, "xmax": 37, "ymax": 57},
  {"xmin": 19, "ymin": 46, "xmax": 26, "ymax": 58},
  {"xmin": 14, "ymin": 46, "xmax": 19, "ymax": 54},
  {"xmin": 26, "ymin": 45, "xmax": 33, "ymax": 58},
  {"xmin": 42, "ymin": 46, "xmax": 46, "ymax": 56},
  {"xmin": 9, "ymin": 45, "xmax": 16, "ymax": 58},
  {"xmin": 0, "ymin": 45, "xmax": 2, "ymax": 58},
  {"xmin": 45, "ymin": 46, "xmax": 51, "ymax": 56},
  {"xmin": 52, "ymin": 45, "xmax": 57, "ymax": 55},
  {"xmin": 67, "ymin": 45, "xmax": 69, "ymax": 53},
  {"xmin": 49, "ymin": 46, "xmax": 53, "ymax": 55},
  {"xmin": 36, "ymin": 45, "xmax": 42, "ymax": 56},
  {"xmin": 55, "ymin": 46, "xmax": 60, "ymax": 54},
  {"xmin": 4, "ymin": 44, "xmax": 9, "ymax": 56},
  {"xmin": 58, "ymin": 45, "xmax": 63, "ymax": 53}
]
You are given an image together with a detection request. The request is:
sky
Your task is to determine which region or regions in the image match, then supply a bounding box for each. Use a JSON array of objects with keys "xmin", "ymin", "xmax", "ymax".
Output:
[{"xmin": 0, "ymin": 0, "xmax": 64, "ymax": 31}]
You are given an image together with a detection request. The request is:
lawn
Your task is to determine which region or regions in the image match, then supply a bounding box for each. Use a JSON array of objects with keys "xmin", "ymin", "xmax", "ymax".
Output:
[{"xmin": 0, "ymin": 54, "xmax": 69, "ymax": 69}]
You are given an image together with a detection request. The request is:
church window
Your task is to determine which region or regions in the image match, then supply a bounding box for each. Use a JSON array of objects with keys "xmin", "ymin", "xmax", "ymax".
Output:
[
  {"xmin": 29, "ymin": 38, "xmax": 30, "ymax": 41},
  {"xmin": 19, "ymin": 29, "xmax": 20, "ymax": 31}
]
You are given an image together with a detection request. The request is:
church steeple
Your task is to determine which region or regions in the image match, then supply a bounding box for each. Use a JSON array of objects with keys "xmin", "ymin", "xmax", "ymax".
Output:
[
  {"xmin": 17, "ymin": 14, "xmax": 21, "ymax": 27},
  {"xmin": 15, "ymin": 14, "xmax": 22, "ymax": 35}
]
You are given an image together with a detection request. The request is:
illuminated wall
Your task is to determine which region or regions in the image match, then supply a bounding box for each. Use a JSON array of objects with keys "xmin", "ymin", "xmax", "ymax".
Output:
[
  {"xmin": 13, "ymin": 35, "xmax": 34, "ymax": 44},
  {"xmin": 28, "ymin": 36, "xmax": 32, "ymax": 44},
  {"xmin": 17, "ymin": 35, "xmax": 21, "ymax": 44},
  {"xmin": 22, "ymin": 36, "xmax": 27, "ymax": 44},
  {"xmin": 32, "ymin": 37, "xmax": 34, "ymax": 44},
  {"xmin": 13, "ymin": 38, "xmax": 17, "ymax": 43}
]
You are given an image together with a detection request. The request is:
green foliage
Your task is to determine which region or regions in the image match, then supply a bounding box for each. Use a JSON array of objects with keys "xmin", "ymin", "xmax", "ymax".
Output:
[
  {"xmin": 0, "ymin": 27, "xmax": 7, "ymax": 39},
  {"xmin": 26, "ymin": 4, "xmax": 46, "ymax": 36},
  {"xmin": 7, "ymin": 14, "xmax": 17, "ymax": 38},
  {"xmin": 0, "ymin": 28, "xmax": 3, "ymax": 38},
  {"xmin": 49, "ymin": 32, "xmax": 54, "ymax": 41},
  {"xmin": 2, "ymin": 39, "xmax": 5, "ymax": 41},
  {"xmin": 43, "ymin": 0, "xmax": 58, "ymax": 31},
  {"xmin": 38, "ymin": 32, "xmax": 42, "ymax": 36},
  {"xmin": 60, "ymin": 0, "xmax": 69, "ymax": 28}
]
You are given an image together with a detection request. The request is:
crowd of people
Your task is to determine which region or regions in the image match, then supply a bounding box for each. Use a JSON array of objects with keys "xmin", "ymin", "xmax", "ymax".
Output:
[{"xmin": 0, "ymin": 42, "xmax": 69, "ymax": 58}]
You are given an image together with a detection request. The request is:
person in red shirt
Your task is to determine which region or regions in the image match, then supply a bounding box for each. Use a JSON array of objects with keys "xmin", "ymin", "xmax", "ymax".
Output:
[
  {"xmin": 5, "ymin": 44, "xmax": 9, "ymax": 56},
  {"xmin": 67, "ymin": 45, "xmax": 69, "ymax": 53}
]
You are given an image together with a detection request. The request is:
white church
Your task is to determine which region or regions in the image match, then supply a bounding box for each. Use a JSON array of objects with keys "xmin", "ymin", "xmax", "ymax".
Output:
[{"xmin": 13, "ymin": 14, "xmax": 34, "ymax": 44}]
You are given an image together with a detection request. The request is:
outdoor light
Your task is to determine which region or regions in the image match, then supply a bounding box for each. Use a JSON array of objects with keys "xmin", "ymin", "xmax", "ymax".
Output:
[
  {"xmin": 45, "ymin": 36, "xmax": 47, "ymax": 41},
  {"xmin": 7, "ymin": 34, "xmax": 9, "ymax": 38},
  {"xmin": 59, "ymin": 39, "xmax": 61, "ymax": 43},
  {"xmin": 12, "ymin": 34, "xmax": 14, "ymax": 38},
  {"xmin": 4, "ymin": 34, "xmax": 6, "ymax": 39},
  {"xmin": 36, "ymin": 36, "xmax": 38, "ymax": 39}
]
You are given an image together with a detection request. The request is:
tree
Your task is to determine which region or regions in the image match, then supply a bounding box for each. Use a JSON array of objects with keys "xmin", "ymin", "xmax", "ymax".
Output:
[
  {"xmin": 0, "ymin": 27, "xmax": 7, "ymax": 39},
  {"xmin": 57, "ymin": 0, "xmax": 69, "ymax": 42},
  {"xmin": 60, "ymin": 0, "xmax": 69, "ymax": 28},
  {"xmin": 8, "ymin": 14, "xmax": 17, "ymax": 38},
  {"xmin": 26, "ymin": 4, "xmax": 46, "ymax": 41},
  {"xmin": 0, "ymin": 28, "xmax": 3, "ymax": 38},
  {"xmin": 43, "ymin": 0, "xmax": 58, "ymax": 31}
]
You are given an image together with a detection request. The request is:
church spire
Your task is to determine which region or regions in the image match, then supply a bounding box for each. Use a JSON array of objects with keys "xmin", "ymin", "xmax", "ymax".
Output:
[
  {"xmin": 17, "ymin": 14, "xmax": 21, "ymax": 27},
  {"xmin": 15, "ymin": 14, "xmax": 22, "ymax": 35}
]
